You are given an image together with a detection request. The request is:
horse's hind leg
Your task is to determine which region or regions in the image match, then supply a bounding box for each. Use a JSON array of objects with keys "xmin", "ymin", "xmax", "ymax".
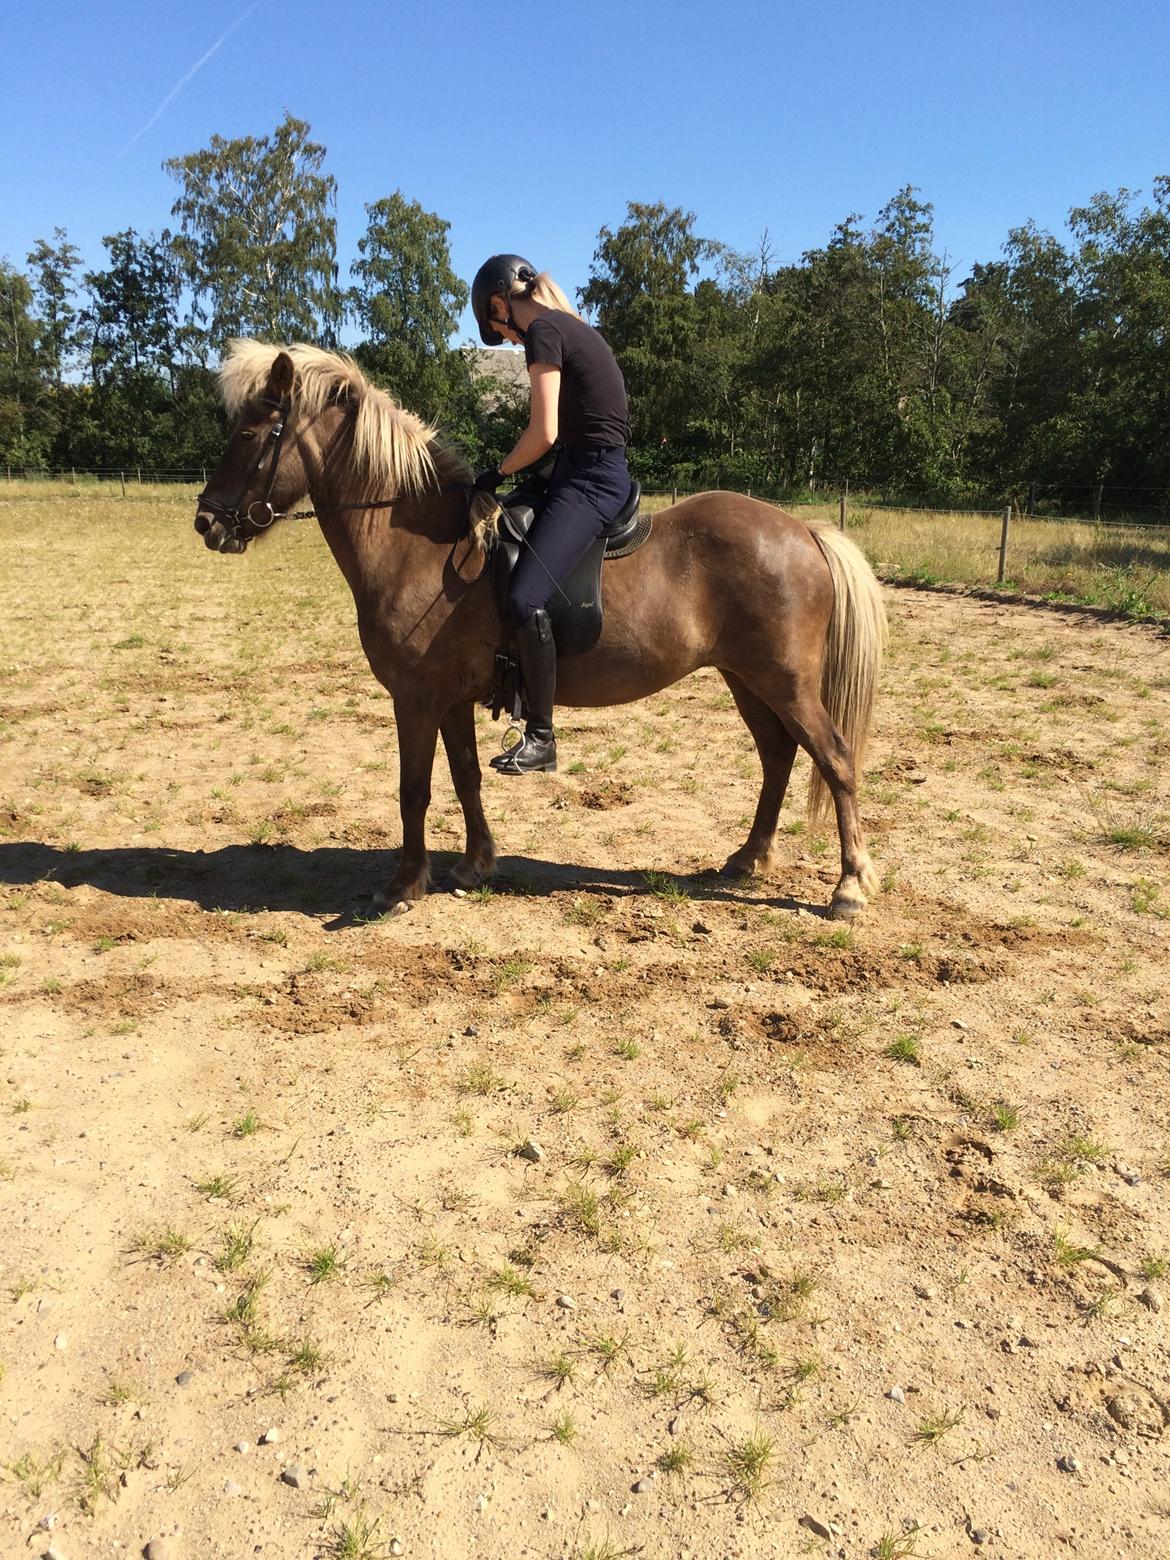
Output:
[
  {"xmin": 440, "ymin": 704, "xmax": 497, "ymax": 889},
  {"xmin": 719, "ymin": 671, "xmax": 799, "ymax": 878},
  {"xmin": 775, "ymin": 689, "xmax": 878, "ymax": 919}
]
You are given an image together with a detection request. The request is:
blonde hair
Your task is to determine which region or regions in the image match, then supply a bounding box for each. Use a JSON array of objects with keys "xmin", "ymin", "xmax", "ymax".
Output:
[
  {"xmin": 219, "ymin": 340, "xmax": 471, "ymax": 499},
  {"xmin": 512, "ymin": 270, "xmax": 580, "ymax": 319}
]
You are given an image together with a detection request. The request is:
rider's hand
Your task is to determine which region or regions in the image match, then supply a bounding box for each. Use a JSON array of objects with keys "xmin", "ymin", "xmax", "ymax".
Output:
[{"xmin": 474, "ymin": 466, "xmax": 505, "ymax": 494}]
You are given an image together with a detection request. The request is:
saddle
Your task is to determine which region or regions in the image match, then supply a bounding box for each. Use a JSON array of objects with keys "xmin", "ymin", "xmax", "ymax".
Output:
[{"xmin": 487, "ymin": 472, "xmax": 652, "ymax": 722}]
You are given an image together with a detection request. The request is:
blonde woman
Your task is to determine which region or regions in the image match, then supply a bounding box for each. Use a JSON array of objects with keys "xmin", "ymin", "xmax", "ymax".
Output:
[{"xmin": 471, "ymin": 253, "xmax": 632, "ymax": 774}]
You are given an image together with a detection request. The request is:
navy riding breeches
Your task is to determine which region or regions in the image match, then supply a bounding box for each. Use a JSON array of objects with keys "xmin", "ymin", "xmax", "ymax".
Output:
[{"xmin": 506, "ymin": 445, "xmax": 631, "ymax": 628}]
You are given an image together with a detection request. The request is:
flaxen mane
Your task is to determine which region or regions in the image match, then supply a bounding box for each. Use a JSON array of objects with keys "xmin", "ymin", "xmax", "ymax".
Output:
[{"xmin": 218, "ymin": 341, "xmax": 473, "ymax": 500}]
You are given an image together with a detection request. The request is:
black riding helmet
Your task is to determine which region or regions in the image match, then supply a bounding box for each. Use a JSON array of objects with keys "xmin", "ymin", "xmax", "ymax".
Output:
[{"xmin": 471, "ymin": 253, "xmax": 538, "ymax": 345}]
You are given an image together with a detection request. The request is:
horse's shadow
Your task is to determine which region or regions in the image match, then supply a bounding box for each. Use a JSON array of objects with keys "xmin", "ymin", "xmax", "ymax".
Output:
[{"xmin": 0, "ymin": 841, "xmax": 822, "ymax": 924}]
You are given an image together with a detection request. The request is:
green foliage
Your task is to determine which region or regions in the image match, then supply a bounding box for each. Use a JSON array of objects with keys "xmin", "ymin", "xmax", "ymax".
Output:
[{"xmin": 165, "ymin": 110, "xmax": 341, "ymax": 351}]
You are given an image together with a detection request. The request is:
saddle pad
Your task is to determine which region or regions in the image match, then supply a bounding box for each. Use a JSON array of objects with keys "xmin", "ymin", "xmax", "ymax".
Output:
[{"xmin": 604, "ymin": 513, "xmax": 653, "ymax": 559}]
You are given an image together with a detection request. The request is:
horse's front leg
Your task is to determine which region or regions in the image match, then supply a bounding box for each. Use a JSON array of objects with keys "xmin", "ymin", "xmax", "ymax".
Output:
[
  {"xmin": 373, "ymin": 697, "xmax": 440, "ymax": 914},
  {"xmin": 440, "ymin": 704, "xmax": 496, "ymax": 890}
]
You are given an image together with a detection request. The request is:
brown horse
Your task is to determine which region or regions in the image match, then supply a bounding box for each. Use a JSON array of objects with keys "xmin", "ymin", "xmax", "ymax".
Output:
[{"xmin": 194, "ymin": 342, "xmax": 886, "ymax": 919}]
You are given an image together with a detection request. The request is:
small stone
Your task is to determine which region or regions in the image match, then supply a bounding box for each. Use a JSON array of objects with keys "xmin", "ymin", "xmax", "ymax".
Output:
[
  {"xmin": 722, "ymin": 1183, "xmax": 737, "ymax": 1198},
  {"xmin": 555, "ymin": 1294, "xmax": 576, "ymax": 1310},
  {"xmin": 145, "ymin": 1541, "xmax": 178, "ymax": 1560},
  {"xmin": 53, "ymin": 1333, "xmax": 68, "ymax": 1350},
  {"xmin": 175, "ymin": 1370, "xmax": 193, "ymax": 1387},
  {"xmin": 37, "ymin": 1513, "xmax": 58, "ymax": 1531},
  {"xmin": 517, "ymin": 1139, "xmax": 545, "ymax": 1163},
  {"xmin": 234, "ymin": 1441, "xmax": 251, "ymax": 1454},
  {"xmin": 280, "ymin": 1465, "xmax": 309, "ymax": 1489},
  {"xmin": 389, "ymin": 1541, "xmax": 404, "ymax": 1556},
  {"xmin": 668, "ymin": 1416, "xmax": 682, "ymax": 1435},
  {"xmin": 799, "ymin": 1514, "xmax": 837, "ymax": 1541},
  {"xmin": 611, "ymin": 1288, "xmax": 626, "ymax": 1307},
  {"xmin": 970, "ymin": 1530, "xmax": 988, "ymax": 1546},
  {"xmin": 887, "ymin": 1386, "xmax": 906, "ymax": 1404},
  {"xmin": 1138, "ymin": 1286, "xmax": 1163, "ymax": 1313},
  {"xmin": 709, "ymin": 997, "xmax": 731, "ymax": 1010},
  {"xmin": 1057, "ymin": 1454, "xmax": 1080, "ymax": 1474},
  {"xmin": 463, "ymin": 1025, "xmax": 478, "ymax": 1038},
  {"xmin": 223, "ymin": 1479, "xmax": 243, "ymax": 1497},
  {"xmin": 260, "ymin": 1427, "xmax": 281, "ymax": 1444},
  {"xmin": 474, "ymin": 1494, "xmax": 489, "ymax": 1512},
  {"xmin": 952, "ymin": 1018, "xmax": 969, "ymax": 1031},
  {"xmin": 633, "ymin": 1478, "xmax": 653, "ymax": 1493},
  {"xmin": 42, "ymin": 1548, "xmax": 68, "ymax": 1560}
]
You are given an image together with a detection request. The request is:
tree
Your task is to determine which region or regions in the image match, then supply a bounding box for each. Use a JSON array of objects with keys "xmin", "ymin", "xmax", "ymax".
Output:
[
  {"xmin": 83, "ymin": 229, "xmax": 179, "ymax": 384},
  {"xmin": 0, "ymin": 260, "xmax": 54, "ymax": 466},
  {"xmin": 164, "ymin": 111, "xmax": 341, "ymax": 352},
  {"xmin": 26, "ymin": 228, "xmax": 82, "ymax": 389},
  {"xmin": 581, "ymin": 202, "xmax": 721, "ymax": 465},
  {"xmin": 349, "ymin": 191, "xmax": 469, "ymax": 420}
]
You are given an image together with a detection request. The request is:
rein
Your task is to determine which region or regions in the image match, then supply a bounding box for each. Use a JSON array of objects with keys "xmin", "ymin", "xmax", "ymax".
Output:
[{"xmin": 198, "ymin": 393, "xmax": 470, "ymax": 546}]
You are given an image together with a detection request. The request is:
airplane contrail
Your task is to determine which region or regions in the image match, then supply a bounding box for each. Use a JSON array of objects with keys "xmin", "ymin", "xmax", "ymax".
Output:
[{"xmin": 121, "ymin": 0, "xmax": 263, "ymax": 153}]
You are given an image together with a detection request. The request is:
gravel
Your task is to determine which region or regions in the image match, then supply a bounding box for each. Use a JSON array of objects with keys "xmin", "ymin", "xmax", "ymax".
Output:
[{"xmin": 175, "ymin": 1370, "xmax": 193, "ymax": 1387}]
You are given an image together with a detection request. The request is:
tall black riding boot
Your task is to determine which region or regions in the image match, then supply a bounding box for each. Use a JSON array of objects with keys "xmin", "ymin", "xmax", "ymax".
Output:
[{"xmin": 493, "ymin": 610, "xmax": 558, "ymax": 774}]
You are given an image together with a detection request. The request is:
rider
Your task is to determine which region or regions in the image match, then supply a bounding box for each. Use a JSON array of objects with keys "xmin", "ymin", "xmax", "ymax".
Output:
[{"xmin": 471, "ymin": 254, "xmax": 631, "ymax": 775}]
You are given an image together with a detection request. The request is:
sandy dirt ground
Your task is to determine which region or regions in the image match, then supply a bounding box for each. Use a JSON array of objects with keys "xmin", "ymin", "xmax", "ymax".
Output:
[{"xmin": 1, "ymin": 502, "xmax": 1168, "ymax": 1560}]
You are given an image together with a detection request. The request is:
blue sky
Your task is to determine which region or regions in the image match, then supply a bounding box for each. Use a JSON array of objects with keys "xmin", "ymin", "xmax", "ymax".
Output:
[{"xmin": 3, "ymin": 0, "xmax": 1167, "ymax": 341}]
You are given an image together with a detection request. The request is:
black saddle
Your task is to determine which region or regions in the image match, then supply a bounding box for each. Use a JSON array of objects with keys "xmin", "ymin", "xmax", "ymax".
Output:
[{"xmin": 491, "ymin": 475, "xmax": 650, "ymax": 659}]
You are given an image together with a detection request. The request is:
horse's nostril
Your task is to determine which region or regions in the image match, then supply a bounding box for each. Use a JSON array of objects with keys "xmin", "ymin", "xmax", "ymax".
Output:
[{"xmin": 194, "ymin": 512, "xmax": 212, "ymax": 534}]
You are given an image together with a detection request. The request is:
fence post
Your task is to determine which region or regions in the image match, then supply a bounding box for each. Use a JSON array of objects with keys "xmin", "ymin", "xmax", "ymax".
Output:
[
  {"xmin": 1093, "ymin": 482, "xmax": 1103, "ymax": 522},
  {"xmin": 120, "ymin": 471, "xmax": 126, "ymax": 498},
  {"xmin": 839, "ymin": 479, "xmax": 849, "ymax": 532},
  {"xmin": 997, "ymin": 505, "xmax": 1011, "ymax": 584},
  {"xmin": 671, "ymin": 486, "xmax": 677, "ymax": 505},
  {"xmin": 202, "ymin": 466, "xmax": 207, "ymax": 485},
  {"xmin": 70, "ymin": 467, "xmax": 76, "ymax": 486},
  {"xmin": 136, "ymin": 466, "xmax": 142, "ymax": 484}
]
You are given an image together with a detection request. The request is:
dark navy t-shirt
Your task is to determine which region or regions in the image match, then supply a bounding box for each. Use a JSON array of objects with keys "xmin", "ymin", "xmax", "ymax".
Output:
[{"xmin": 524, "ymin": 311, "xmax": 629, "ymax": 450}]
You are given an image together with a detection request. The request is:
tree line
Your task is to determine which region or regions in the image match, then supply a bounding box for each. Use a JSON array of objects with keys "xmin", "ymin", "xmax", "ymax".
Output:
[{"xmin": 2, "ymin": 111, "xmax": 1167, "ymax": 512}]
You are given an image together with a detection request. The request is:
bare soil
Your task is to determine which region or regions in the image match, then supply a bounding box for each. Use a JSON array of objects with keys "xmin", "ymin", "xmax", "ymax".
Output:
[{"xmin": 1, "ymin": 507, "xmax": 1169, "ymax": 1560}]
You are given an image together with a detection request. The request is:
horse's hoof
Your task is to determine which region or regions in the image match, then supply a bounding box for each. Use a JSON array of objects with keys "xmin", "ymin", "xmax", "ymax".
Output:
[
  {"xmin": 721, "ymin": 852, "xmax": 764, "ymax": 880},
  {"xmin": 829, "ymin": 888, "xmax": 866, "ymax": 921},
  {"xmin": 388, "ymin": 900, "xmax": 411, "ymax": 918}
]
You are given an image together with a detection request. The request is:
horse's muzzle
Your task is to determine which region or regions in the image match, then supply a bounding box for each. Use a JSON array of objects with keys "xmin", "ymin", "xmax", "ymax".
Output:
[{"xmin": 195, "ymin": 511, "xmax": 246, "ymax": 553}]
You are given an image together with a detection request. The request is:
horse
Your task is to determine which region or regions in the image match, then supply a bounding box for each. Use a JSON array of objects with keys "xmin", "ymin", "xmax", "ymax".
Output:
[{"xmin": 194, "ymin": 341, "xmax": 886, "ymax": 920}]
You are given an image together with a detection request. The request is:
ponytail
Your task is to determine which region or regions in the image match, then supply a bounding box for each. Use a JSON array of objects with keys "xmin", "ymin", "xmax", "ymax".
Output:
[{"xmin": 512, "ymin": 270, "xmax": 580, "ymax": 319}]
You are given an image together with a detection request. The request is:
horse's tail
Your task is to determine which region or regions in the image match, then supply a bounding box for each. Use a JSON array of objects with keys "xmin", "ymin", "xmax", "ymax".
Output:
[{"xmin": 806, "ymin": 524, "xmax": 887, "ymax": 829}]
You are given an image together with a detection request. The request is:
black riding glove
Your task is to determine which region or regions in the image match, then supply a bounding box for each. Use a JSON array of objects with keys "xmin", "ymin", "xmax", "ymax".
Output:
[{"xmin": 474, "ymin": 466, "xmax": 505, "ymax": 494}]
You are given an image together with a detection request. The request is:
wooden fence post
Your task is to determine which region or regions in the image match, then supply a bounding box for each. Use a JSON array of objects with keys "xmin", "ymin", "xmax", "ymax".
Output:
[
  {"xmin": 671, "ymin": 486, "xmax": 677, "ymax": 504},
  {"xmin": 1093, "ymin": 482, "xmax": 1103, "ymax": 521},
  {"xmin": 120, "ymin": 471, "xmax": 126, "ymax": 498},
  {"xmin": 839, "ymin": 479, "xmax": 849, "ymax": 531},
  {"xmin": 997, "ymin": 506, "xmax": 1011, "ymax": 584},
  {"xmin": 136, "ymin": 466, "xmax": 142, "ymax": 484}
]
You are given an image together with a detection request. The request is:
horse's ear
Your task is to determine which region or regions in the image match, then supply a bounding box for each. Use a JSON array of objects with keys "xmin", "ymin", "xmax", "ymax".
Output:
[{"xmin": 265, "ymin": 351, "xmax": 294, "ymax": 402}]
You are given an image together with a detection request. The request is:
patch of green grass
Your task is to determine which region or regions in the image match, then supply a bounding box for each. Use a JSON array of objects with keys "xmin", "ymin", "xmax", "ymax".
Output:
[
  {"xmin": 641, "ymin": 870, "xmax": 689, "ymax": 904},
  {"xmin": 613, "ymin": 1037, "xmax": 640, "ymax": 1061},
  {"xmin": 133, "ymin": 1227, "xmax": 191, "ymax": 1262},
  {"xmin": 487, "ymin": 1264, "xmax": 534, "ymax": 1298},
  {"xmin": 289, "ymin": 1338, "xmax": 327, "ymax": 1375},
  {"xmin": 884, "ymin": 1032, "xmax": 921, "ymax": 1065},
  {"xmin": 305, "ymin": 1244, "xmax": 346, "ymax": 1284},
  {"xmin": 551, "ymin": 1410, "xmax": 576, "ymax": 1445},
  {"xmin": 913, "ymin": 1408, "xmax": 964, "ymax": 1445},
  {"xmin": 1052, "ymin": 1226, "xmax": 1101, "ymax": 1268},
  {"xmin": 459, "ymin": 1063, "xmax": 506, "ymax": 1096},
  {"xmin": 659, "ymin": 1442, "xmax": 693, "ymax": 1474},
  {"xmin": 232, "ymin": 1108, "xmax": 262, "ymax": 1138},
  {"xmin": 545, "ymin": 1352, "xmax": 577, "ymax": 1387},
  {"xmin": 724, "ymin": 1428, "xmax": 775, "ymax": 1500},
  {"xmin": 194, "ymin": 1171, "xmax": 239, "ymax": 1200},
  {"xmin": 439, "ymin": 1401, "xmax": 497, "ymax": 1447},
  {"xmin": 989, "ymin": 1101, "xmax": 1021, "ymax": 1133},
  {"xmin": 215, "ymin": 1222, "xmax": 256, "ymax": 1273}
]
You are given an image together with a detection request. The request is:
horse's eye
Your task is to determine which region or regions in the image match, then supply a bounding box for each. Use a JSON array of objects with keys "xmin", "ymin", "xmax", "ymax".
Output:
[{"xmin": 240, "ymin": 430, "xmax": 256, "ymax": 441}]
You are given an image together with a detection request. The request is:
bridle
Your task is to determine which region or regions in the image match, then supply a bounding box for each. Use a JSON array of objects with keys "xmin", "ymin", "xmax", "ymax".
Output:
[{"xmin": 197, "ymin": 392, "xmax": 467, "ymax": 549}]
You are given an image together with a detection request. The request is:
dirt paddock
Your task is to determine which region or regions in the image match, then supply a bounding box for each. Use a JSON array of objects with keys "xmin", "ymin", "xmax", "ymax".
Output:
[{"xmin": 1, "ymin": 499, "xmax": 1168, "ymax": 1559}]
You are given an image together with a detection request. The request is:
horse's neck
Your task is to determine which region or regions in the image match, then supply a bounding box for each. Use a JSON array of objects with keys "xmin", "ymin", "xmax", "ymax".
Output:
[{"xmin": 303, "ymin": 418, "xmax": 456, "ymax": 605}]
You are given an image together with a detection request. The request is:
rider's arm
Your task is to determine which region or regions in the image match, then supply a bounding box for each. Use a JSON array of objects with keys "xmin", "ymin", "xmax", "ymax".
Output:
[{"xmin": 499, "ymin": 364, "xmax": 560, "ymax": 476}]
